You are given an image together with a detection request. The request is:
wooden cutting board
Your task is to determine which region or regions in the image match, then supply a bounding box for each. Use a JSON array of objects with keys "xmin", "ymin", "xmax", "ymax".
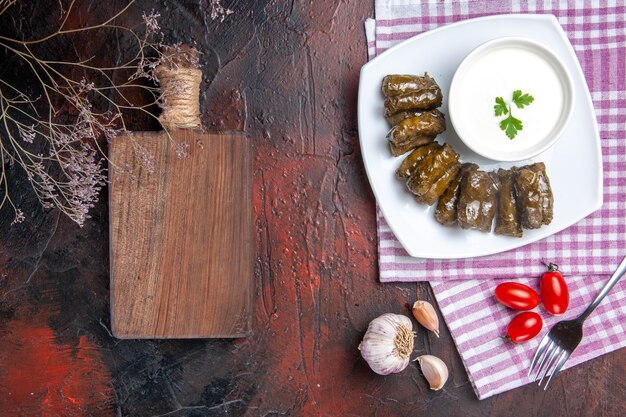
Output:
[{"xmin": 109, "ymin": 130, "xmax": 252, "ymax": 338}]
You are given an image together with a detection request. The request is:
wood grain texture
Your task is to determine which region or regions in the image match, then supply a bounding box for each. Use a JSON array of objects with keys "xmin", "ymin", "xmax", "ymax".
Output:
[{"xmin": 109, "ymin": 131, "xmax": 252, "ymax": 338}]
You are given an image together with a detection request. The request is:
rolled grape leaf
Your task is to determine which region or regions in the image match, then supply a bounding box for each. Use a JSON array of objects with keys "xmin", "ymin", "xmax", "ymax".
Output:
[
  {"xmin": 407, "ymin": 143, "xmax": 460, "ymax": 206},
  {"xmin": 457, "ymin": 170, "xmax": 500, "ymax": 233},
  {"xmin": 382, "ymin": 73, "xmax": 440, "ymax": 97},
  {"xmin": 515, "ymin": 162, "xmax": 553, "ymax": 229},
  {"xmin": 385, "ymin": 109, "xmax": 424, "ymax": 126},
  {"xmin": 495, "ymin": 168, "xmax": 523, "ymax": 237},
  {"xmin": 434, "ymin": 163, "xmax": 479, "ymax": 226},
  {"xmin": 396, "ymin": 142, "xmax": 442, "ymax": 180},
  {"xmin": 384, "ymin": 87, "xmax": 443, "ymax": 116},
  {"xmin": 389, "ymin": 135, "xmax": 436, "ymax": 157},
  {"xmin": 387, "ymin": 109, "xmax": 446, "ymax": 145}
]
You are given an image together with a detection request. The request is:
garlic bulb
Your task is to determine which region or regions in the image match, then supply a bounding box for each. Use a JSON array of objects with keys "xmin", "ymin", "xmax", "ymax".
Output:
[
  {"xmin": 416, "ymin": 355, "xmax": 449, "ymax": 390},
  {"xmin": 358, "ymin": 313, "xmax": 415, "ymax": 375},
  {"xmin": 412, "ymin": 300, "xmax": 440, "ymax": 338}
]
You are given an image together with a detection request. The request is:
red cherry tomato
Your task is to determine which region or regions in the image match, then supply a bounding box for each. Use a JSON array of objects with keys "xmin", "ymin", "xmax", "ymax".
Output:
[
  {"xmin": 541, "ymin": 263, "xmax": 569, "ymax": 315},
  {"xmin": 505, "ymin": 312, "xmax": 543, "ymax": 343},
  {"xmin": 494, "ymin": 282, "xmax": 540, "ymax": 311}
]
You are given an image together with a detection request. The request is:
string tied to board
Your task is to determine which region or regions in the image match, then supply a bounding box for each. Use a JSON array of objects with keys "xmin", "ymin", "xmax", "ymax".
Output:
[{"xmin": 155, "ymin": 45, "xmax": 202, "ymax": 130}]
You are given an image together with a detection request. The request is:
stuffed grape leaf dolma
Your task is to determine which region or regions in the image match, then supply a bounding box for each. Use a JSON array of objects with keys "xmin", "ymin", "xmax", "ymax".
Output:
[
  {"xmin": 495, "ymin": 168, "xmax": 523, "ymax": 237},
  {"xmin": 396, "ymin": 142, "xmax": 441, "ymax": 180},
  {"xmin": 387, "ymin": 110, "xmax": 446, "ymax": 156},
  {"xmin": 417, "ymin": 162, "xmax": 461, "ymax": 206},
  {"xmin": 385, "ymin": 109, "xmax": 424, "ymax": 126},
  {"xmin": 406, "ymin": 143, "xmax": 460, "ymax": 206},
  {"xmin": 515, "ymin": 162, "xmax": 554, "ymax": 229},
  {"xmin": 389, "ymin": 135, "xmax": 436, "ymax": 157},
  {"xmin": 434, "ymin": 163, "xmax": 479, "ymax": 226},
  {"xmin": 457, "ymin": 170, "xmax": 500, "ymax": 232},
  {"xmin": 382, "ymin": 73, "xmax": 440, "ymax": 97},
  {"xmin": 384, "ymin": 88, "xmax": 443, "ymax": 116},
  {"xmin": 382, "ymin": 73, "xmax": 443, "ymax": 117}
]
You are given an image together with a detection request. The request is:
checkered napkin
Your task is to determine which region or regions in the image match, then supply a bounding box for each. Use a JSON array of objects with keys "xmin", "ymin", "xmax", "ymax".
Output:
[{"xmin": 365, "ymin": 1, "xmax": 626, "ymax": 399}]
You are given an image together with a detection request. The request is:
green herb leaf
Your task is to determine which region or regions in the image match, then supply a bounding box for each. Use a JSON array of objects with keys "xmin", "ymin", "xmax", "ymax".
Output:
[
  {"xmin": 500, "ymin": 114, "xmax": 523, "ymax": 139},
  {"xmin": 494, "ymin": 96, "xmax": 508, "ymax": 116},
  {"xmin": 494, "ymin": 90, "xmax": 533, "ymax": 139},
  {"xmin": 512, "ymin": 90, "xmax": 535, "ymax": 109}
]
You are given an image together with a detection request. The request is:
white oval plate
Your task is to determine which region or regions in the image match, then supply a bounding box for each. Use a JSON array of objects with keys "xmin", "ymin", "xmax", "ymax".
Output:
[{"xmin": 358, "ymin": 14, "xmax": 603, "ymax": 259}]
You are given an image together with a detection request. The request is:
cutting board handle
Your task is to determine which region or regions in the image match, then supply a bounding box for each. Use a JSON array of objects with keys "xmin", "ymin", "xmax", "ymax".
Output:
[{"xmin": 155, "ymin": 45, "xmax": 202, "ymax": 130}]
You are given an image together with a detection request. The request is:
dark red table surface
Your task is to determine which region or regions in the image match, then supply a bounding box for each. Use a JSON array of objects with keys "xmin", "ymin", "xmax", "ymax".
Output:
[{"xmin": 0, "ymin": 1, "xmax": 624, "ymax": 416}]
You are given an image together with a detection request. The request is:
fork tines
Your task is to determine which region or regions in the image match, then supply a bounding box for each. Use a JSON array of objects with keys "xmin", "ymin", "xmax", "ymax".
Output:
[{"xmin": 528, "ymin": 334, "xmax": 571, "ymax": 390}]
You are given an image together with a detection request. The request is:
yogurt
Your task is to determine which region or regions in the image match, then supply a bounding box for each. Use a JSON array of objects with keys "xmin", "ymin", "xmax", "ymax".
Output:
[{"xmin": 449, "ymin": 38, "xmax": 573, "ymax": 161}]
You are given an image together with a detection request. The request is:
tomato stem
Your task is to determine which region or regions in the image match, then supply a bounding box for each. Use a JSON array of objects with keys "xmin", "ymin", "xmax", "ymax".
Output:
[{"xmin": 542, "ymin": 260, "xmax": 559, "ymax": 271}]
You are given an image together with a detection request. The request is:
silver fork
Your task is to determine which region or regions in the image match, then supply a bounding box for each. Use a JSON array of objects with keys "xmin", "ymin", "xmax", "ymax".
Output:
[{"xmin": 528, "ymin": 254, "xmax": 626, "ymax": 390}]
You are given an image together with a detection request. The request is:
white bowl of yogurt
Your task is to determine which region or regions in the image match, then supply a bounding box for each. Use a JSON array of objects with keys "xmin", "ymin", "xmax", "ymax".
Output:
[{"xmin": 448, "ymin": 37, "xmax": 574, "ymax": 162}]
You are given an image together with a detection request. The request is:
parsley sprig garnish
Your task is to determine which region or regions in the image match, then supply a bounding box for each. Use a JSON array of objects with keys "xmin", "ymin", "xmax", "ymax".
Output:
[{"xmin": 494, "ymin": 90, "xmax": 535, "ymax": 139}]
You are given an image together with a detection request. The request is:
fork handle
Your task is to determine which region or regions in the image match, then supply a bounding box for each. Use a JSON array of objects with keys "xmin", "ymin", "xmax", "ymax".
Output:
[{"xmin": 579, "ymin": 255, "xmax": 626, "ymax": 322}]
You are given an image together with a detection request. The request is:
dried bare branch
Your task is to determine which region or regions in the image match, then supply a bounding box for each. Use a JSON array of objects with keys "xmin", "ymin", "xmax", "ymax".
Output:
[{"xmin": 0, "ymin": 0, "xmax": 167, "ymax": 226}]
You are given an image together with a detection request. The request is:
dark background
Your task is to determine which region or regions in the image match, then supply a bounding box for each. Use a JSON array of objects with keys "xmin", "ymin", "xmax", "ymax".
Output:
[{"xmin": 0, "ymin": 1, "xmax": 624, "ymax": 416}]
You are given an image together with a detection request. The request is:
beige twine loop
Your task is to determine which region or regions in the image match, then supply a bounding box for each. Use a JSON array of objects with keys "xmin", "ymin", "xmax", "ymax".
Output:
[{"xmin": 155, "ymin": 45, "xmax": 202, "ymax": 130}]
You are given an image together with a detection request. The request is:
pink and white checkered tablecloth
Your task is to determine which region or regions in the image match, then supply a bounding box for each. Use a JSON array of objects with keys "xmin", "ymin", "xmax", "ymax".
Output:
[{"xmin": 365, "ymin": 0, "xmax": 626, "ymax": 399}]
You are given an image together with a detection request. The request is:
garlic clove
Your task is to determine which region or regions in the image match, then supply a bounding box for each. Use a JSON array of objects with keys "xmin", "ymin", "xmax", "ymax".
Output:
[
  {"xmin": 412, "ymin": 300, "xmax": 440, "ymax": 338},
  {"xmin": 416, "ymin": 355, "xmax": 449, "ymax": 391}
]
